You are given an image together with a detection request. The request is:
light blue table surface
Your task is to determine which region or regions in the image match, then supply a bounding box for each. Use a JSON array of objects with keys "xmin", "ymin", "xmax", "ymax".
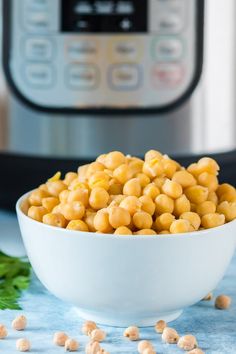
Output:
[{"xmin": 0, "ymin": 252, "xmax": 235, "ymax": 354}]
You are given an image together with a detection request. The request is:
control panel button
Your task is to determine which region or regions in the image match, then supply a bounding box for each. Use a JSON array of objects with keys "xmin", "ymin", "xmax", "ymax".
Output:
[
  {"xmin": 152, "ymin": 38, "xmax": 183, "ymax": 61},
  {"xmin": 109, "ymin": 64, "xmax": 141, "ymax": 90},
  {"xmin": 67, "ymin": 64, "xmax": 99, "ymax": 90},
  {"xmin": 24, "ymin": 0, "xmax": 49, "ymax": 10},
  {"xmin": 109, "ymin": 38, "xmax": 143, "ymax": 62},
  {"xmin": 152, "ymin": 64, "xmax": 184, "ymax": 88},
  {"xmin": 25, "ymin": 37, "xmax": 53, "ymax": 61},
  {"xmin": 24, "ymin": 63, "xmax": 54, "ymax": 87},
  {"xmin": 66, "ymin": 41, "xmax": 97, "ymax": 61},
  {"xmin": 157, "ymin": 14, "xmax": 183, "ymax": 33}
]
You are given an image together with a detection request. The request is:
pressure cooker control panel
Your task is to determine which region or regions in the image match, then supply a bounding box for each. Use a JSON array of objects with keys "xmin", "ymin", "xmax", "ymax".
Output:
[{"xmin": 3, "ymin": 0, "xmax": 204, "ymax": 112}]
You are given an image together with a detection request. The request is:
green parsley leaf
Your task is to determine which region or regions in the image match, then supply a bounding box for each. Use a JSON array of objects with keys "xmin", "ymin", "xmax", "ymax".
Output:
[{"xmin": 0, "ymin": 252, "xmax": 31, "ymax": 310}]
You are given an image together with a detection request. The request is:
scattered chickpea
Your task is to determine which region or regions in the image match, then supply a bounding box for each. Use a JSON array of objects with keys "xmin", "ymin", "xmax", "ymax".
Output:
[
  {"xmin": 215, "ymin": 295, "xmax": 232, "ymax": 310},
  {"xmin": 43, "ymin": 213, "xmax": 67, "ymax": 228},
  {"xmin": 114, "ymin": 226, "xmax": 132, "ymax": 235},
  {"xmin": 137, "ymin": 340, "xmax": 154, "ymax": 353},
  {"xmin": 162, "ymin": 327, "xmax": 179, "ymax": 344},
  {"xmin": 67, "ymin": 220, "xmax": 89, "ymax": 232},
  {"xmin": 82, "ymin": 321, "xmax": 97, "ymax": 336},
  {"xmin": 174, "ymin": 195, "xmax": 191, "ymax": 217},
  {"xmin": 53, "ymin": 332, "xmax": 69, "ymax": 346},
  {"xmin": 109, "ymin": 206, "xmax": 131, "ymax": 229},
  {"xmin": 187, "ymin": 349, "xmax": 205, "ymax": 354},
  {"xmin": 133, "ymin": 211, "xmax": 153, "ymax": 230},
  {"xmin": 90, "ymin": 329, "xmax": 106, "ymax": 342},
  {"xmin": 201, "ymin": 213, "xmax": 225, "ymax": 229},
  {"xmin": 162, "ymin": 179, "xmax": 183, "ymax": 199},
  {"xmin": 178, "ymin": 334, "xmax": 198, "ymax": 351},
  {"xmin": 0, "ymin": 324, "xmax": 7, "ymax": 339},
  {"xmin": 170, "ymin": 219, "xmax": 191, "ymax": 234},
  {"xmin": 65, "ymin": 338, "xmax": 79, "ymax": 352},
  {"xmin": 85, "ymin": 340, "xmax": 101, "ymax": 354},
  {"xmin": 123, "ymin": 326, "xmax": 140, "ymax": 341},
  {"xmin": 12, "ymin": 315, "xmax": 27, "ymax": 331},
  {"xmin": 28, "ymin": 206, "xmax": 47, "ymax": 222},
  {"xmin": 155, "ymin": 320, "xmax": 167, "ymax": 333},
  {"xmin": 16, "ymin": 338, "xmax": 31, "ymax": 352},
  {"xmin": 202, "ymin": 292, "xmax": 213, "ymax": 301}
]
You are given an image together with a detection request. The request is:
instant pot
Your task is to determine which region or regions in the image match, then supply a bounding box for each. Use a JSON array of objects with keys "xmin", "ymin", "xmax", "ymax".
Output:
[{"xmin": 0, "ymin": 0, "xmax": 236, "ymax": 209}]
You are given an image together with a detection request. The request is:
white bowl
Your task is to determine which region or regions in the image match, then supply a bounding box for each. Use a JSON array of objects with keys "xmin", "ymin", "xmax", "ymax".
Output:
[{"xmin": 16, "ymin": 192, "xmax": 236, "ymax": 327}]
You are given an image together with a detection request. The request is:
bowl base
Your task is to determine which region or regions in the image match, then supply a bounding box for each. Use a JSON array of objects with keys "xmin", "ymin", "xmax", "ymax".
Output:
[{"xmin": 75, "ymin": 308, "xmax": 183, "ymax": 327}]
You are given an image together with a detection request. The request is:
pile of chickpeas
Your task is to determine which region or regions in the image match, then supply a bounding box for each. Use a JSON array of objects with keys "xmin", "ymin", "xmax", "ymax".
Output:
[{"xmin": 23, "ymin": 150, "xmax": 236, "ymax": 235}]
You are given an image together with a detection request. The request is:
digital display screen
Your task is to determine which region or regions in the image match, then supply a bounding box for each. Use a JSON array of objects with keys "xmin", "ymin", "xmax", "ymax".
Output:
[{"xmin": 61, "ymin": 0, "xmax": 148, "ymax": 33}]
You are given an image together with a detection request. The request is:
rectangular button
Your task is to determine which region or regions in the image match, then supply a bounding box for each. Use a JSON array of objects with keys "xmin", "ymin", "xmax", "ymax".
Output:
[
  {"xmin": 67, "ymin": 64, "xmax": 99, "ymax": 90},
  {"xmin": 66, "ymin": 41, "xmax": 97, "ymax": 60},
  {"xmin": 152, "ymin": 38, "xmax": 183, "ymax": 61},
  {"xmin": 25, "ymin": 37, "xmax": 53, "ymax": 61},
  {"xmin": 152, "ymin": 63, "xmax": 184, "ymax": 88},
  {"xmin": 25, "ymin": 64, "xmax": 54, "ymax": 87},
  {"xmin": 109, "ymin": 64, "xmax": 141, "ymax": 90}
]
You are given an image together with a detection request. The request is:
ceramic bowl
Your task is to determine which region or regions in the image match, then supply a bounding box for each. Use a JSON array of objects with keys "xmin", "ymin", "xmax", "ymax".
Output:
[{"xmin": 16, "ymin": 192, "xmax": 236, "ymax": 327}]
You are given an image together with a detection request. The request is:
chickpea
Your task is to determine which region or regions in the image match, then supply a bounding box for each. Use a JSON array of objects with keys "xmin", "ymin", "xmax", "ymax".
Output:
[
  {"xmin": 172, "ymin": 170, "xmax": 196, "ymax": 188},
  {"xmin": 135, "ymin": 173, "xmax": 151, "ymax": 188},
  {"xmin": 69, "ymin": 180, "xmax": 88, "ymax": 191},
  {"xmin": 67, "ymin": 220, "xmax": 89, "ymax": 232},
  {"xmin": 104, "ymin": 151, "xmax": 126, "ymax": 170},
  {"xmin": 217, "ymin": 201, "xmax": 236, "ymax": 222},
  {"xmin": 170, "ymin": 219, "xmax": 191, "ymax": 234},
  {"xmin": 28, "ymin": 189, "xmax": 49, "ymax": 206},
  {"xmin": 123, "ymin": 326, "xmax": 139, "ymax": 341},
  {"xmin": 187, "ymin": 163, "xmax": 200, "ymax": 177},
  {"xmin": 94, "ymin": 210, "xmax": 113, "ymax": 233},
  {"xmin": 87, "ymin": 162, "xmax": 105, "ymax": 177},
  {"xmin": 109, "ymin": 207, "xmax": 131, "ymax": 229},
  {"xmin": 197, "ymin": 157, "xmax": 220, "ymax": 175},
  {"xmin": 133, "ymin": 211, "xmax": 153, "ymax": 229},
  {"xmin": 85, "ymin": 341, "xmax": 101, "ymax": 354},
  {"xmin": 135, "ymin": 229, "xmax": 157, "ymax": 235},
  {"xmin": 42, "ymin": 197, "xmax": 59, "ymax": 212},
  {"xmin": 65, "ymin": 338, "xmax": 79, "ymax": 352},
  {"xmin": 180, "ymin": 212, "xmax": 201, "ymax": 231},
  {"xmin": 202, "ymin": 292, "xmax": 213, "ymax": 301},
  {"xmin": 138, "ymin": 340, "xmax": 154, "ymax": 353},
  {"xmin": 177, "ymin": 335, "xmax": 198, "ymax": 351},
  {"xmin": 81, "ymin": 321, "xmax": 97, "ymax": 336},
  {"xmin": 123, "ymin": 178, "xmax": 142, "ymax": 197},
  {"xmin": 68, "ymin": 189, "xmax": 89, "ymax": 207},
  {"xmin": 96, "ymin": 153, "xmax": 107, "ymax": 165},
  {"xmin": 155, "ymin": 320, "xmax": 167, "ymax": 333},
  {"xmin": 162, "ymin": 179, "xmax": 183, "ymax": 199},
  {"xmin": 47, "ymin": 180, "xmax": 67, "ymax": 197},
  {"xmin": 153, "ymin": 177, "xmax": 166, "ymax": 189},
  {"xmin": 155, "ymin": 213, "xmax": 175, "ymax": 232},
  {"xmin": 207, "ymin": 191, "xmax": 218, "ymax": 205},
  {"xmin": 16, "ymin": 338, "xmax": 31, "ymax": 352},
  {"xmin": 108, "ymin": 181, "xmax": 123, "ymax": 195},
  {"xmin": 77, "ymin": 164, "xmax": 89, "ymax": 182},
  {"xmin": 28, "ymin": 206, "xmax": 47, "ymax": 222},
  {"xmin": 139, "ymin": 195, "xmax": 156, "ymax": 215},
  {"xmin": 159, "ymin": 230, "xmax": 170, "ymax": 234},
  {"xmin": 143, "ymin": 183, "xmax": 160, "ymax": 200},
  {"xmin": 12, "ymin": 315, "xmax": 27, "ymax": 331},
  {"xmin": 120, "ymin": 196, "xmax": 142, "ymax": 216},
  {"xmin": 128, "ymin": 158, "xmax": 144, "ymax": 175},
  {"xmin": 174, "ymin": 195, "xmax": 191, "ymax": 217},
  {"xmin": 145, "ymin": 149, "xmax": 162, "ymax": 162},
  {"xmin": 64, "ymin": 172, "xmax": 78, "ymax": 186},
  {"xmin": 155, "ymin": 194, "xmax": 174, "ymax": 215},
  {"xmin": 217, "ymin": 183, "xmax": 236, "ymax": 197},
  {"xmin": 162, "ymin": 158, "xmax": 178, "ymax": 178},
  {"xmin": 219, "ymin": 191, "xmax": 236, "ymax": 203},
  {"xmin": 21, "ymin": 199, "xmax": 30, "ymax": 215},
  {"xmin": 89, "ymin": 188, "xmax": 109, "ymax": 210},
  {"xmin": 198, "ymin": 172, "xmax": 218, "ymax": 192},
  {"xmin": 162, "ymin": 327, "xmax": 179, "ymax": 344},
  {"xmin": 184, "ymin": 186, "xmax": 208, "ymax": 204},
  {"xmin": 143, "ymin": 158, "xmax": 164, "ymax": 178},
  {"xmin": 113, "ymin": 164, "xmax": 132, "ymax": 184},
  {"xmin": 59, "ymin": 190, "xmax": 70, "ymax": 203},
  {"xmin": 43, "ymin": 213, "xmax": 67, "ymax": 228},
  {"xmin": 196, "ymin": 201, "xmax": 216, "ymax": 217},
  {"xmin": 201, "ymin": 213, "xmax": 225, "ymax": 229},
  {"xmin": 89, "ymin": 171, "xmax": 110, "ymax": 190},
  {"xmin": 0, "ymin": 324, "xmax": 7, "ymax": 338},
  {"xmin": 61, "ymin": 202, "xmax": 85, "ymax": 221},
  {"xmin": 114, "ymin": 226, "xmax": 132, "ymax": 235},
  {"xmin": 188, "ymin": 349, "xmax": 205, "ymax": 354},
  {"xmin": 90, "ymin": 329, "xmax": 106, "ymax": 342},
  {"xmin": 84, "ymin": 212, "xmax": 96, "ymax": 232},
  {"xmin": 215, "ymin": 295, "xmax": 231, "ymax": 309}
]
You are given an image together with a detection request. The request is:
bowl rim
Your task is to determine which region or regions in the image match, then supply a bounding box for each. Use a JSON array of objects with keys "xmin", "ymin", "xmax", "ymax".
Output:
[{"xmin": 16, "ymin": 191, "xmax": 236, "ymax": 241}]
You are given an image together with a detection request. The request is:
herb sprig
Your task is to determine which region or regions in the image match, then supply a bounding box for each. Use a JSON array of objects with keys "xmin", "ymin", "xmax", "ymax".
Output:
[{"xmin": 0, "ymin": 252, "xmax": 31, "ymax": 310}]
